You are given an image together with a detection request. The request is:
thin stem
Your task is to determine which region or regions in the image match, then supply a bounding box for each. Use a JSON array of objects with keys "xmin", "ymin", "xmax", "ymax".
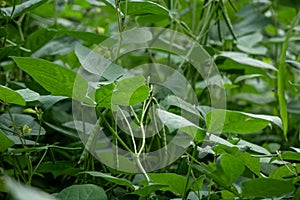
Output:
[
  {"xmin": 118, "ymin": 107, "xmax": 137, "ymax": 154},
  {"xmin": 138, "ymin": 97, "xmax": 152, "ymax": 155},
  {"xmin": 6, "ymin": 106, "xmax": 25, "ymax": 147},
  {"xmin": 100, "ymin": 111, "xmax": 132, "ymax": 153},
  {"xmin": 182, "ymin": 146, "xmax": 197, "ymax": 199}
]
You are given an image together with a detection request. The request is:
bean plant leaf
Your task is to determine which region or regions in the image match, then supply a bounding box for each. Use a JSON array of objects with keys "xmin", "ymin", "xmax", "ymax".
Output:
[
  {"xmin": 242, "ymin": 178, "xmax": 294, "ymax": 198},
  {"xmin": 219, "ymin": 52, "xmax": 277, "ymax": 71},
  {"xmin": 112, "ymin": 75, "xmax": 149, "ymax": 106},
  {"xmin": 75, "ymin": 43, "xmax": 124, "ymax": 81},
  {"xmin": 0, "ymin": 0, "xmax": 48, "ymax": 19},
  {"xmin": 32, "ymin": 36, "xmax": 78, "ymax": 58},
  {"xmin": 269, "ymin": 163, "xmax": 300, "ymax": 181},
  {"xmin": 95, "ymin": 83, "xmax": 115, "ymax": 109},
  {"xmin": 206, "ymin": 109, "xmax": 271, "ymax": 134},
  {"xmin": 121, "ymin": 0, "xmax": 169, "ymax": 16},
  {"xmin": 214, "ymin": 144, "xmax": 261, "ymax": 176},
  {"xmin": 56, "ymin": 184, "xmax": 107, "ymax": 200},
  {"xmin": 219, "ymin": 153, "xmax": 245, "ymax": 186},
  {"xmin": 16, "ymin": 88, "xmax": 40, "ymax": 102},
  {"xmin": 148, "ymin": 173, "xmax": 187, "ymax": 196},
  {"xmin": 131, "ymin": 184, "xmax": 168, "ymax": 196},
  {"xmin": 80, "ymin": 171, "xmax": 136, "ymax": 190},
  {"xmin": 38, "ymin": 95, "xmax": 68, "ymax": 109},
  {"xmin": 0, "ymin": 85, "xmax": 26, "ymax": 106},
  {"xmin": 12, "ymin": 57, "xmax": 88, "ymax": 100},
  {"xmin": 0, "ymin": 130, "xmax": 14, "ymax": 152}
]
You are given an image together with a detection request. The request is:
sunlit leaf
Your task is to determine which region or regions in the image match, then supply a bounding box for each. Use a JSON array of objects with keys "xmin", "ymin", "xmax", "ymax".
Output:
[
  {"xmin": 0, "ymin": 85, "xmax": 25, "ymax": 106},
  {"xmin": 56, "ymin": 184, "xmax": 107, "ymax": 200},
  {"xmin": 13, "ymin": 57, "xmax": 88, "ymax": 101},
  {"xmin": 206, "ymin": 109, "xmax": 270, "ymax": 134}
]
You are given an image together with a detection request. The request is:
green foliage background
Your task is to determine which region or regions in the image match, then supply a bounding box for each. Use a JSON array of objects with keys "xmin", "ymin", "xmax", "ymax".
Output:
[{"xmin": 0, "ymin": 0, "xmax": 300, "ymax": 199}]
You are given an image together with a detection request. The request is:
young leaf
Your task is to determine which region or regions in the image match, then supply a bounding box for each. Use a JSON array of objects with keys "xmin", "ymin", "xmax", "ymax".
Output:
[
  {"xmin": 56, "ymin": 184, "xmax": 107, "ymax": 200},
  {"xmin": 12, "ymin": 57, "xmax": 88, "ymax": 101},
  {"xmin": 112, "ymin": 75, "xmax": 149, "ymax": 106},
  {"xmin": 0, "ymin": 85, "xmax": 25, "ymax": 106}
]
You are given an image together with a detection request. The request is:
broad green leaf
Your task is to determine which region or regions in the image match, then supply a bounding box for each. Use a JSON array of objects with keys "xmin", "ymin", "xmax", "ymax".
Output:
[
  {"xmin": 242, "ymin": 178, "xmax": 294, "ymax": 198},
  {"xmin": 95, "ymin": 83, "xmax": 115, "ymax": 109},
  {"xmin": 236, "ymin": 32, "xmax": 267, "ymax": 55},
  {"xmin": 44, "ymin": 122, "xmax": 78, "ymax": 139},
  {"xmin": 221, "ymin": 190, "xmax": 236, "ymax": 199},
  {"xmin": 234, "ymin": 74, "xmax": 264, "ymax": 83},
  {"xmin": 206, "ymin": 109, "xmax": 270, "ymax": 134},
  {"xmin": 0, "ymin": 27, "xmax": 7, "ymax": 38},
  {"xmin": 32, "ymin": 36, "xmax": 78, "ymax": 57},
  {"xmin": 4, "ymin": 176, "xmax": 57, "ymax": 200},
  {"xmin": 12, "ymin": 57, "xmax": 88, "ymax": 100},
  {"xmin": 269, "ymin": 164, "xmax": 300, "ymax": 182},
  {"xmin": 232, "ymin": 93, "xmax": 275, "ymax": 105},
  {"xmin": 162, "ymin": 95, "xmax": 200, "ymax": 117},
  {"xmin": 25, "ymin": 28, "xmax": 57, "ymax": 53},
  {"xmin": 112, "ymin": 75, "xmax": 149, "ymax": 106},
  {"xmin": 148, "ymin": 173, "xmax": 187, "ymax": 196},
  {"xmin": 281, "ymin": 151, "xmax": 300, "ymax": 161},
  {"xmin": 131, "ymin": 184, "xmax": 168, "ymax": 196},
  {"xmin": 0, "ymin": 85, "xmax": 25, "ymax": 106},
  {"xmin": 121, "ymin": 0, "xmax": 169, "ymax": 16},
  {"xmin": 219, "ymin": 52, "xmax": 277, "ymax": 71},
  {"xmin": 190, "ymin": 175, "xmax": 205, "ymax": 191},
  {"xmin": 157, "ymin": 109, "xmax": 197, "ymax": 132},
  {"xmin": 56, "ymin": 184, "xmax": 107, "ymax": 200},
  {"xmin": 63, "ymin": 30, "xmax": 107, "ymax": 44},
  {"xmin": 0, "ymin": 130, "xmax": 14, "ymax": 152},
  {"xmin": 286, "ymin": 60, "xmax": 300, "ymax": 71},
  {"xmin": 36, "ymin": 161, "xmax": 81, "ymax": 179},
  {"xmin": 16, "ymin": 88, "xmax": 40, "ymax": 102},
  {"xmin": 295, "ymin": 187, "xmax": 300, "ymax": 200},
  {"xmin": 219, "ymin": 153, "xmax": 245, "ymax": 186},
  {"xmin": 0, "ymin": 0, "xmax": 48, "ymax": 19},
  {"xmin": 235, "ymin": 7, "xmax": 271, "ymax": 36},
  {"xmin": 74, "ymin": 43, "xmax": 124, "ymax": 81},
  {"xmin": 237, "ymin": 139, "xmax": 271, "ymax": 155},
  {"xmin": 38, "ymin": 95, "xmax": 68, "ymax": 109},
  {"xmin": 95, "ymin": 151, "xmax": 139, "ymax": 172},
  {"xmin": 81, "ymin": 171, "xmax": 136, "ymax": 190},
  {"xmin": 214, "ymin": 145, "xmax": 261, "ymax": 176},
  {"xmin": 0, "ymin": 46, "xmax": 19, "ymax": 60},
  {"xmin": 102, "ymin": 0, "xmax": 116, "ymax": 8}
]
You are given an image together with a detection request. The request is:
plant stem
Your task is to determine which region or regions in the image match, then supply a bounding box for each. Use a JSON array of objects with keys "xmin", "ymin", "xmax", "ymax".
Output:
[{"xmin": 277, "ymin": 11, "xmax": 300, "ymax": 140}]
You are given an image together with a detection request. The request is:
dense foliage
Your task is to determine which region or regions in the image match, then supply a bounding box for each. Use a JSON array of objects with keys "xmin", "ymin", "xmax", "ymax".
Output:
[{"xmin": 0, "ymin": 0, "xmax": 300, "ymax": 199}]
